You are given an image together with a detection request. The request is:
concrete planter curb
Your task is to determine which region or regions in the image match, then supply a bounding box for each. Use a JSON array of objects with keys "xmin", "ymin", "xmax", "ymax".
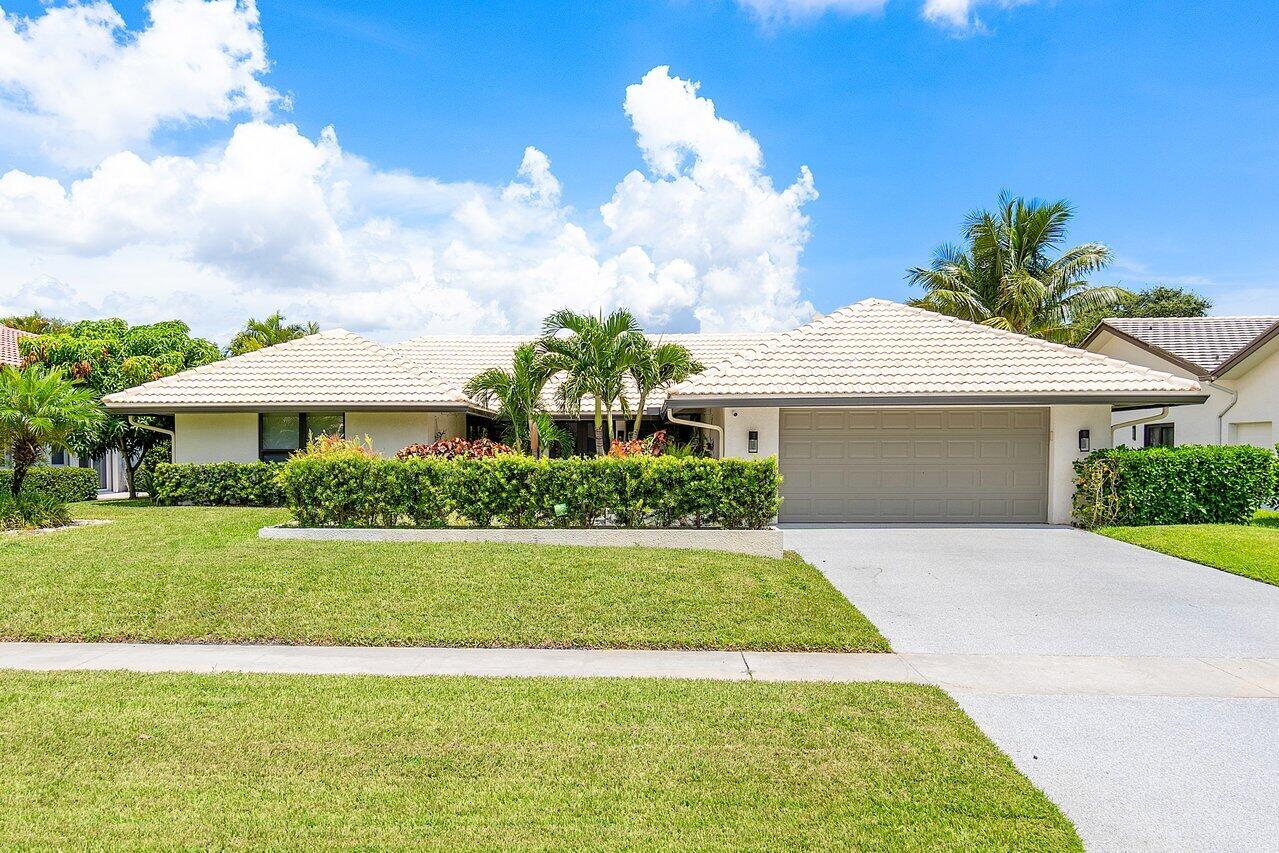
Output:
[{"xmin": 259, "ymin": 525, "xmax": 784, "ymax": 558}]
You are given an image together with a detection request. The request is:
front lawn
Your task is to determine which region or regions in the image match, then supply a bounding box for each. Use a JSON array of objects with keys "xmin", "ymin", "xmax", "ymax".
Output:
[
  {"xmin": 0, "ymin": 671, "xmax": 1080, "ymax": 849},
  {"xmin": 1098, "ymin": 510, "xmax": 1279, "ymax": 587},
  {"xmin": 0, "ymin": 502, "xmax": 886, "ymax": 651}
]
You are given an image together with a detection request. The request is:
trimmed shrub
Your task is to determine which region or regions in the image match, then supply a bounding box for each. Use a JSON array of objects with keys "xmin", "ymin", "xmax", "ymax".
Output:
[
  {"xmin": 151, "ymin": 462, "xmax": 286, "ymax": 507},
  {"xmin": 1073, "ymin": 445, "xmax": 1279, "ymax": 528},
  {"xmin": 134, "ymin": 440, "xmax": 171, "ymax": 497},
  {"xmin": 0, "ymin": 466, "xmax": 99, "ymax": 502},
  {"xmin": 0, "ymin": 492, "xmax": 71, "ymax": 530},
  {"xmin": 277, "ymin": 453, "xmax": 782, "ymax": 530}
]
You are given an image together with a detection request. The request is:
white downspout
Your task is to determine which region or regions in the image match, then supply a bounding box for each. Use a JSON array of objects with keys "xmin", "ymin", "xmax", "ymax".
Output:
[
  {"xmin": 1207, "ymin": 381, "xmax": 1238, "ymax": 445},
  {"xmin": 128, "ymin": 415, "xmax": 176, "ymax": 462},
  {"xmin": 666, "ymin": 410, "xmax": 724, "ymax": 459},
  {"xmin": 1111, "ymin": 407, "xmax": 1170, "ymax": 446}
]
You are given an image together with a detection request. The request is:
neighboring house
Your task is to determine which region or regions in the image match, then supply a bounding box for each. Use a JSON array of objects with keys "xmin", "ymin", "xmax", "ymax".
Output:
[
  {"xmin": 1, "ymin": 323, "xmax": 129, "ymax": 491},
  {"xmin": 103, "ymin": 299, "xmax": 1203, "ymax": 524},
  {"xmin": 1082, "ymin": 316, "xmax": 1279, "ymax": 449}
]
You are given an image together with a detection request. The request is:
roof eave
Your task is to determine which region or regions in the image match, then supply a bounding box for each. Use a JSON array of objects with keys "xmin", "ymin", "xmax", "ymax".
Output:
[
  {"xmin": 103, "ymin": 401, "xmax": 489, "ymax": 415},
  {"xmin": 666, "ymin": 392, "xmax": 1210, "ymax": 409},
  {"xmin": 1213, "ymin": 320, "xmax": 1279, "ymax": 379}
]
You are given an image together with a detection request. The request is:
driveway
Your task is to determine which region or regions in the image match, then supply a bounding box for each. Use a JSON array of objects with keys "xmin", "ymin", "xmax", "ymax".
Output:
[{"xmin": 785, "ymin": 526, "xmax": 1279, "ymax": 853}]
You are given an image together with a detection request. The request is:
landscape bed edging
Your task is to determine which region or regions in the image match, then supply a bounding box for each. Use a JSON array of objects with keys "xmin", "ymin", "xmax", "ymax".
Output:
[{"xmin": 259, "ymin": 525, "xmax": 784, "ymax": 558}]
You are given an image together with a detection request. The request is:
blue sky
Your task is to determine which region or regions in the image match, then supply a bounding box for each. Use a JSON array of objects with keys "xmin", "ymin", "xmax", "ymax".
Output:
[{"xmin": 0, "ymin": 0, "xmax": 1276, "ymax": 342}]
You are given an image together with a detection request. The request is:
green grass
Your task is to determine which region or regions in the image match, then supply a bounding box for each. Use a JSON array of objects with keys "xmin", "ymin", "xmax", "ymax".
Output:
[
  {"xmin": 1098, "ymin": 510, "xmax": 1279, "ymax": 587},
  {"xmin": 0, "ymin": 501, "xmax": 887, "ymax": 651},
  {"xmin": 0, "ymin": 670, "xmax": 1080, "ymax": 850}
]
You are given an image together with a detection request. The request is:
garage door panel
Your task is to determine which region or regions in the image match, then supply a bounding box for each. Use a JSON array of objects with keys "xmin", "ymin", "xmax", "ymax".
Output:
[{"xmin": 779, "ymin": 407, "xmax": 1048, "ymax": 523}]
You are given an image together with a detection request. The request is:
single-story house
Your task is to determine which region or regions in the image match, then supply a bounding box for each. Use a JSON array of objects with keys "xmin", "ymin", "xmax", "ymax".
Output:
[
  {"xmin": 103, "ymin": 299, "xmax": 1204, "ymax": 525},
  {"xmin": 1082, "ymin": 316, "xmax": 1279, "ymax": 449},
  {"xmin": 3, "ymin": 323, "xmax": 130, "ymax": 491}
]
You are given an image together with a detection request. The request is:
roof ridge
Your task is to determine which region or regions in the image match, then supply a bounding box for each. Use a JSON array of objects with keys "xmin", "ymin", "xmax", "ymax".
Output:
[
  {"xmin": 357, "ymin": 334, "xmax": 474, "ymax": 404},
  {"xmin": 1108, "ymin": 315, "xmax": 1279, "ymax": 322}
]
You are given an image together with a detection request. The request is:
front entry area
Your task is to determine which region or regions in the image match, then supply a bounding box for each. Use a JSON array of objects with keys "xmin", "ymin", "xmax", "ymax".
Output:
[{"xmin": 778, "ymin": 407, "xmax": 1049, "ymax": 523}]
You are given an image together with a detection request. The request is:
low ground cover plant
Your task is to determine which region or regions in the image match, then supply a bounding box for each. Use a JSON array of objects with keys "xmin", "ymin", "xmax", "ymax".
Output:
[
  {"xmin": 277, "ymin": 439, "xmax": 780, "ymax": 529},
  {"xmin": 0, "ymin": 492, "xmax": 71, "ymax": 530},
  {"xmin": 1073, "ymin": 444, "xmax": 1278, "ymax": 528},
  {"xmin": 0, "ymin": 466, "xmax": 98, "ymax": 502},
  {"xmin": 396, "ymin": 437, "xmax": 513, "ymax": 460}
]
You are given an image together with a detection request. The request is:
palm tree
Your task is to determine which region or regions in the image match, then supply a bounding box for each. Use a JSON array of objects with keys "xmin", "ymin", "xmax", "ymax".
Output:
[
  {"xmin": 538, "ymin": 308, "xmax": 645, "ymax": 456},
  {"xmin": 907, "ymin": 193, "xmax": 1127, "ymax": 344},
  {"xmin": 0, "ymin": 364, "xmax": 103, "ymax": 496},
  {"xmin": 626, "ymin": 339, "xmax": 703, "ymax": 437},
  {"xmin": 228, "ymin": 312, "xmax": 321, "ymax": 356},
  {"xmin": 464, "ymin": 343, "xmax": 562, "ymax": 456}
]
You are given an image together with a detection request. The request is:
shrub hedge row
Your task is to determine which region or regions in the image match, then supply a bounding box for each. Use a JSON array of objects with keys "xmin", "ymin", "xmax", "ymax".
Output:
[
  {"xmin": 275, "ymin": 451, "xmax": 781, "ymax": 529},
  {"xmin": 1073, "ymin": 445, "xmax": 1278, "ymax": 528},
  {"xmin": 151, "ymin": 462, "xmax": 286, "ymax": 507},
  {"xmin": 0, "ymin": 467, "xmax": 99, "ymax": 502}
]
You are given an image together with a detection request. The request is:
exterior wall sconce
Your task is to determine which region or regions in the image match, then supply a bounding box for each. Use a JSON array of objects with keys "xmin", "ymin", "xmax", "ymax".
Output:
[
  {"xmin": 1078, "ymin": 429, "xmax": 1091, "ymax": 453},
  {"xmin": 748, "ymin": 430, "xmax": 759, "ymax": 453}
]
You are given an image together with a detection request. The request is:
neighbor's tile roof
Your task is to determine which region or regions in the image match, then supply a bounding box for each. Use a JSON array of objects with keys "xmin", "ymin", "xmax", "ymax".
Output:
[
  {"xmin": 103, "ymin": 330, "xmax": 474, "ymax": 410},
  {"xmin": 667, "ymin": 299, "xmax": 1202, "ymax": 401},
  {"xmin": 1100, "ymin": 316, "xmax": 1279, "ymax": 374},
  {"xmin": 0, "ymin": 325, "xmax": 34, "ymax": 367},
  {"xmin": 392, "ymin": 332, "xmax": 776, "ymax": 413}
]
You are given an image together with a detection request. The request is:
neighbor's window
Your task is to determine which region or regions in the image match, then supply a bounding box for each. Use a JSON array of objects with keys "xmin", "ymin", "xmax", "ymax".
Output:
[
  {"xmin": 259, "ymin": 412, "xmax": 345, "ymax": 462},
  {"xmin": 1143, "ymin": 423, "xmax": 1175, "ymax": 448},
  {"xmin": 50, "ymin": 447, "xmax": 68, "ymax": 465}
]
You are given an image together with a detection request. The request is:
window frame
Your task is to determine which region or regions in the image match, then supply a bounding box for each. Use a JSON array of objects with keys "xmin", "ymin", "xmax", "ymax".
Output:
[
  {"xmin": 258, "ymin": 412, "xmax": 346, "ymax": 462},
  {"xmin": 1143, "ymin": 422, "xmax": 1175, "ymax": 448}
]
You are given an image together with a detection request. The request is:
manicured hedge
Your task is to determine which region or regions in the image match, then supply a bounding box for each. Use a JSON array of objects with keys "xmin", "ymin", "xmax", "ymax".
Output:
[
  {"xmin": 1073, "ymin": 445, "xmax": 1279, "ymax": 528},
  {"xmin": 0, "ymin": 467, "xmax": 99, "ymax": 502},
  {"xmin": 277, "ymin": 452, "xmax": 781, "ymax": 530},
  {"xmin": 151, "ymin": 462, "xmax": 286, "ymax": 507}
]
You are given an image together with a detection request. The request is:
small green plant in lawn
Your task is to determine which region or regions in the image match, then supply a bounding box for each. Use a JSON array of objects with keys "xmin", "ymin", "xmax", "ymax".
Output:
[{"xmin": 0, "ymin": 492, "xmax": 71, "ymax": 530}]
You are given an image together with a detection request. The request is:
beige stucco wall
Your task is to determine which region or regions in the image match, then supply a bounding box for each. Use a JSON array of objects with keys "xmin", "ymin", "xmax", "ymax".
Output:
[
  {"xmin": 1223, "ymin": 341, "xmax": 1278, "ymax": 448},
  {"xmin": 714, "ymin": 406, "xmax": 780, "ymax": 459},
  {"xmin": 1090, "ymin": 335, "xmax": 1224, "ymax": 445},
  {"xmin": 173, "ymin": 413, "xmax": 259, "ymax": 464},
  {"xmin": 1047, "ymin": 404, "xmax": 1113, "ymax": 525},
  {"xmin": 345, "ymin": 411, "xmax": 466, "ymax": 456},
  {"xmin": 173, "ymin": 410, "xmax": 468, "ymax": 464}
]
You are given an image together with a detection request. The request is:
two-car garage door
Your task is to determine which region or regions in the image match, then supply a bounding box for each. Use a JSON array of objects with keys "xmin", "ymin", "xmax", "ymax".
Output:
[{"xmin": 778, "ymin": 407, "xmax": 1049, "ymax": 523}]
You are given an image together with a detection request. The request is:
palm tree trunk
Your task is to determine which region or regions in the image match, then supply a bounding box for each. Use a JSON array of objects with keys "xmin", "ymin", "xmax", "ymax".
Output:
[
  {"xmin": 631, "ymin": 392, "xmax": 647, "ymax": 438},
  {"xmin": 593, "ymin": 399, "xmax": 604, "ymax": 456},
  {"xmin": 529, "ymin": 416, "xmax": 540, "ymax": 460},
  {"xmin": 10, "ymin": 439, "xmax": 38, "ymax": 496}
]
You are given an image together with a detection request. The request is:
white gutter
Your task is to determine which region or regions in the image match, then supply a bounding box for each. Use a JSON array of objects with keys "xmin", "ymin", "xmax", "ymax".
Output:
[
  {"xmin": 128, "ymin": 415, "xmax": 176, "ymax": 462},
  {"xmin": 1111, "ymin": 407, "xmax": 1170, "ymax": 445},
  {"xmin": 1206, "ymin": 381, "xmax": 1238, "ymax": 445},
  {"xmin": 666, "ymin": 410, "xmax": 724, "ymax": 459}
]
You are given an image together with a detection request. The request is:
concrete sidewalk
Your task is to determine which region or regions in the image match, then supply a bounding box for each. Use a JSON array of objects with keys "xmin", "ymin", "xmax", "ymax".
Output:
[{"xmin": 3, "ymin": 642, "xmax": 1277, "ymax": 698}]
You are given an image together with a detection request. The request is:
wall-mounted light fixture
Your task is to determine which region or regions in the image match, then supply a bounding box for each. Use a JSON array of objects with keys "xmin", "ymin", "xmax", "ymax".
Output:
[
  {"xmin": 1078, "ymin": 429, "xmax": 1091, "ymax": 453},
  {"xmin": 748, "ymin": 430, "xmax": 759, "ymax": 453}
]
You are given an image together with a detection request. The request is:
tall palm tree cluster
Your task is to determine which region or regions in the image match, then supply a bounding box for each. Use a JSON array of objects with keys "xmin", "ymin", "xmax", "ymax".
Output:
[
  {"xmin": 908, "ymin": 193, "xmax": 1125, "ymax": 344},
  {"xmin": 464, "ymin": 309, "xmax": 703, "ymax": 458}
]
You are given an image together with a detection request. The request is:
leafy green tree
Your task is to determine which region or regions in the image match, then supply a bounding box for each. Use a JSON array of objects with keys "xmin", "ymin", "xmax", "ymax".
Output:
[
  {"xmin": 19, "ymin": 320, "xmax": 221, "ymax": 497},
  {"xmin": 228, "ymin": 312, "xmax": 320, "ymax": 356},
  {"xmin": 538, "ymin": 308, "xmax": 645, "ymax": 456},
  {"xmin": 626, "ymin": 338, "xmax": 703, "ymax": 437},
  {"xmin": 464, "ymin": 343, "xmax": 565, "ymax": 457},
  {"xmin": 1, "ymin": 310, "xmax": 65, "ymax": 335},
  {"xmin": 1072, "ymin": 286, "xmax": 1212, "ymax": 340},
  {"xmin": 0, "ymin": 364, "xmax": 103, "ymax": 496},
  {"xmin": 908, "ymin": 193, "xmax": 1127, "ymax": 343}
]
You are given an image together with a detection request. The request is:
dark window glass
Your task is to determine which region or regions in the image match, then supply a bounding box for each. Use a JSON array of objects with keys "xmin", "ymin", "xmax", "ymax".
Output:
[
  {"xmin": 50, "ymin": 447, "xmax": 67, "ymax": 465},
  {"xmin": 1144, "ymin": 423, "xmax": 1175, "ymax": 448},
  {"xmin": 304, "ymin": 412, "xmax": 344, "ymax": 440},
  {"xmin": 260, "ymin": 413, "xmax": 300, "ymax": 462}
]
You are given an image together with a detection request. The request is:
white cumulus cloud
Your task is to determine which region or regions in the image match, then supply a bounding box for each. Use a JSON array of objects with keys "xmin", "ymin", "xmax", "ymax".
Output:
[
  {"xmin": 921, "ymin": 0, "xmax": 1038, "ymax": 31},
  {"xmin": 0, "ymin": 8, "xmax": 818, "ymax": 343},
  {"xmin": 0, "ymin": 0, "xmax": 280, "ymax": 167}
]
